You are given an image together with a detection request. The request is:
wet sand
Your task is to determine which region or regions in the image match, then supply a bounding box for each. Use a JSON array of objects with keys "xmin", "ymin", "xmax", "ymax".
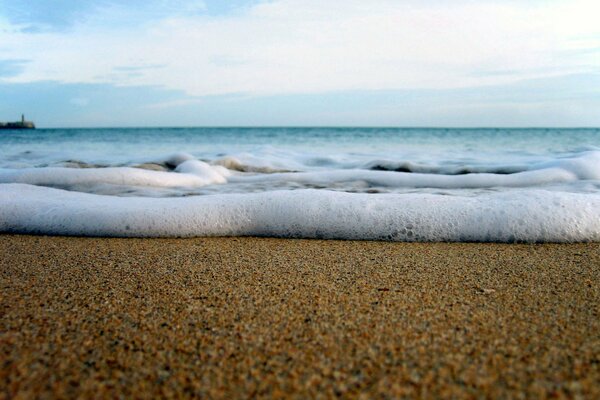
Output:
[{"xmin": 1, "ymin": 235, "xmax": 599, "ymax": 398}]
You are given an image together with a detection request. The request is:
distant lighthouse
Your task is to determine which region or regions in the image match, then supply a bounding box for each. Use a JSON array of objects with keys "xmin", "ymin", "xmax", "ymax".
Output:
[{"xmin": 0, "ymin": 114, "xmax": 36, "ymax": 129}]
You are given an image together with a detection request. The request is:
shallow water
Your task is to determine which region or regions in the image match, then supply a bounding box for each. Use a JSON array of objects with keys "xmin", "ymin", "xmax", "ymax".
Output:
[{"xmin": 1, "ymin": 127, "xmax": 599, "ymax": 241}]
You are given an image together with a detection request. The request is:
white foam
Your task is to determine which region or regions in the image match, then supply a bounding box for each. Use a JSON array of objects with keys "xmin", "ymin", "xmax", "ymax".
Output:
[
  {"xmin": 531, "ymin": 151, "xmax": 600, "ymax": 180},
  {"xmin": 224, "ymin": 151, "xmax": 600, "ymax": 189},
  {"xmin": 230, "ymin": 167, "xmax": 578, "ymax": 189},
  {"xmin": 2, "ymin": 151, "xmax": 599, "ymax": 191},
  {"xmin": 1, "ymin": 151, "xmax": 599, "ymax": 197},
  {"xmin": 0, "ymin": 164, "xmax": 229, "ymax": 188},
  {"xmin": 1, "ymin": 184, "xmax": 599, "ymax": 242},
  {"xmin": 175, "ymin": 160, "xmax": 231, "ymax": 183}
]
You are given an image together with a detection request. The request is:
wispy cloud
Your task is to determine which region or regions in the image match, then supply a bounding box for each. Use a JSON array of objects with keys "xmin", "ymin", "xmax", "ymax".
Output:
[
  {"xmin": 2, "ymin": 73, "xmax": 599, "ymax": 127},
  {"xmin": 0, "ymin": 0, "xmax": 208, "ymax": 31},
  {"xmin": 0, "ymin": 59, "xmax": 30, "ymax": 78},
  {"xmin": 113, "ymin": 64, "xmax": 166, "ymax": 72},
  {"xmin": 1, "ymin": 0, "xmax": 599, "ymax": 97},
  {"xmin": 1, "ymin": 1, "xmax": 599, "ymax": 127}
]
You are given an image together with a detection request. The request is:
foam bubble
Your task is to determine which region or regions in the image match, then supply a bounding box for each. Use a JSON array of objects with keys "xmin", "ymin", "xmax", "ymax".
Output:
[
  {"xmin": 1, "ymin": 184, "xmax": 599, "ymax": 242},
  {"xmin": 229, "ymin": 167, "xmax": 578, "ymax": 189},
  {"xmin": 174, "ymin": 160, "xmax": 230, "ymax": 184},
  {"xmin": 531, "ymin": 151, "xmax": 600, "ymax": 180},
  {"xmin": 0, "ymin": 165, "xmax": 228, "ymax": 188},
  {"xmin": 2, "ymin": 151, "xmax": 600, "ymax": 196}
]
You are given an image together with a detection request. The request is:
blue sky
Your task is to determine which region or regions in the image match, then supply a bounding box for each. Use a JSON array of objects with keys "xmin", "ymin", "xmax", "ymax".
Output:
[{"xmin": 1, "ymin": 0, "xmax": 599, "ymax": 127}]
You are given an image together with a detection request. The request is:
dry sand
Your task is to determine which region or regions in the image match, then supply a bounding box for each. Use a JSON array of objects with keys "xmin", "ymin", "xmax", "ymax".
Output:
[{"xmin": 1, "ymin": 235, "xmax": 599, "ymax": 398}]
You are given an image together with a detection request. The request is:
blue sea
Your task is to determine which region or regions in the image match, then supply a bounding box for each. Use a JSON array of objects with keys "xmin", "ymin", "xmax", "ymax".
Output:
[{"xmin": 1, "ymin": 127, "xmax": 600, "ymax": 241}]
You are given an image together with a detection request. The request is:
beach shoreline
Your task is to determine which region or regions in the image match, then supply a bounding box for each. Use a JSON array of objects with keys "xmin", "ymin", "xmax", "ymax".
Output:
[{"xmin": 1, "ymin": 235, "xmax": 599, "ymax": 398}]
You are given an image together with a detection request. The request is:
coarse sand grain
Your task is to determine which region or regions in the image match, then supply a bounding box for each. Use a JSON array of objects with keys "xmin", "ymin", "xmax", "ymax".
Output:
[{"xmin": 1, "ymin": 235, "xmax": 599, "ymax": 398}]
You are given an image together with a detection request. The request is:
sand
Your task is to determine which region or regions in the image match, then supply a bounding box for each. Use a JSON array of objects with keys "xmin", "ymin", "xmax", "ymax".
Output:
[{"xmin": 1, "ymin": 235, "xmax": 599, "ymax": 398}]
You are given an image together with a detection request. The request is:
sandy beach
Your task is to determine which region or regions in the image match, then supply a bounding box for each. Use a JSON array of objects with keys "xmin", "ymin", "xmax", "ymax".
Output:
[{"xmin": 1, "ymin": 235, "xmax": 598, "ymax": 398}]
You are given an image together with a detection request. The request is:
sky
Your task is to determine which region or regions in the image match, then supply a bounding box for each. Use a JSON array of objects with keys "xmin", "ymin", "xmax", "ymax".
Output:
[{"xmin": 0, "ymin": 0, "xmax": 599, "ymax": 127}]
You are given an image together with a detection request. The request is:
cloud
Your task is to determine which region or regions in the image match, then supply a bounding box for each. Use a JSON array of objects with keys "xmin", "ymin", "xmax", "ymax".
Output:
[
  {"xmin": 0, "ymin": 0, "xmax": 97, "ymax": 31},
  {"xmin": 113, "ymin": 64, "xmax": 166, "ymax": 72},
  {"xmin": 0, "ymin": 81, "xmax": 189, "ymax": 127},
  {"xmin": 1, "ymin": 73, "xmax": 599, "ymax": 128},
  {"xmin": 0, "ymin": 59, "xmax": 29, "ymax": 78},
  {"xmin": 0, "ymin": 0, "xmax": 600, "ymax": 125},
  {"xmin": 0, "ymin": 0, "xmax": 208, "ymax": 31},
  {"xmin": 0, "ymin": 0, "xmax": 599, "ymax": 100}
]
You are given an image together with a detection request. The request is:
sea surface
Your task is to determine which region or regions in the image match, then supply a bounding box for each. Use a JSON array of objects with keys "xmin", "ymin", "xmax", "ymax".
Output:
[{"xmin": 1, "ymin": 127, "xmax": 600, "ymax": 241}]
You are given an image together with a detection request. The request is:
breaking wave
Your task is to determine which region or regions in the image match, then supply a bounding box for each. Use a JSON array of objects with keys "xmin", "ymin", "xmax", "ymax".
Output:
[{"xmin": 1, "ymin": 184, "xmax": 599, "ymax": 242}]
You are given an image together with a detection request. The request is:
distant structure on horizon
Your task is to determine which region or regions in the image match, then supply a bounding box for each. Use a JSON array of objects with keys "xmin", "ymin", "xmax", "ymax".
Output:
[{"xmin": 0, "ymin": 114, "xmax": 36, "ymax": 129}]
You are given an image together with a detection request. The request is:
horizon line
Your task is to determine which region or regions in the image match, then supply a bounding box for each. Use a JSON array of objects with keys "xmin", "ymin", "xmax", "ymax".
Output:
[{"xmin": 31, "ymin": 125, "xmax": 600, "ymax": 130}]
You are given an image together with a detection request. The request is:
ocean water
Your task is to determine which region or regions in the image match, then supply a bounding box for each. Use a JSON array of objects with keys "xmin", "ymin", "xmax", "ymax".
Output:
[{"xmin": 1, "ymin": 127, "xmax": 600, "ymax": 241}]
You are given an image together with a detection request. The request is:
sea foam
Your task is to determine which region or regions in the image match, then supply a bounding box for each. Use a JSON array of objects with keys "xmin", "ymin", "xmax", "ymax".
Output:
[
  {"xmin": 0, "ymin": 161, "xmax": 230, "ymax": 188},
  {"xmin": 2, "ymin": 151, "xmax": 599, "ymax": 192},
  {"xmin": 1, "ymin": 183, "xmax": 599, "ymax": 242},
  {"xmin": 1, "ymin": 146, "xmax": 600, "ymax": 242}
]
